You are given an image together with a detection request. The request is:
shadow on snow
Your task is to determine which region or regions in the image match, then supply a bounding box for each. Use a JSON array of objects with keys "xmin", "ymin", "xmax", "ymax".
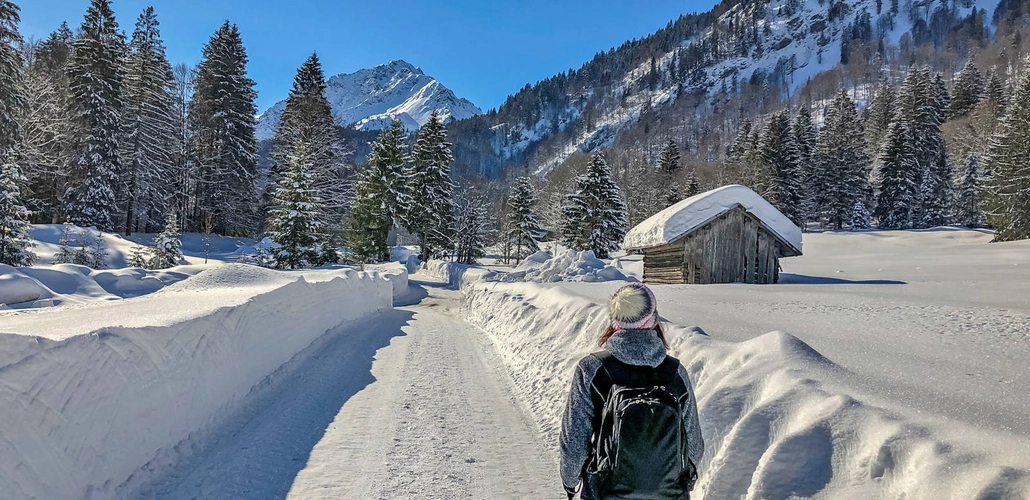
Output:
[{"xmin": 779, "ymin": 273, "xmax": 907, "ymax": 285}]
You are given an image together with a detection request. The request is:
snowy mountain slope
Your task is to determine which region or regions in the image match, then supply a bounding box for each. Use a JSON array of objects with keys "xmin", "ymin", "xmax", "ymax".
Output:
[{"xmin": 255, "ymin": 60, "xmax": 481, "ymax": 141}]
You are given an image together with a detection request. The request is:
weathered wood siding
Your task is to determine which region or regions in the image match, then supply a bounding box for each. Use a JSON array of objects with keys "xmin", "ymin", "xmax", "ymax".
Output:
[{"xmin": 641, "ymin": 205, "xmax": 793, "ymax": 284}]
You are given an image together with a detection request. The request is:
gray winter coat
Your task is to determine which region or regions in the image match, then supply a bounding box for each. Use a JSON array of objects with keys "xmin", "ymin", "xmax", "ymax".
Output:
[{"xmin": 559, "ymin": 329, "xmax": 704, "ymax": 493}]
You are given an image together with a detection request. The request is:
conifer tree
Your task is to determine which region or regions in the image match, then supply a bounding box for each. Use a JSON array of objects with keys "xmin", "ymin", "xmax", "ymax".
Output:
[
  {"xmin": 268, "ymin": 53, "xmax": 342, "ymax": 232},
  {"xmin": 865, "ymin": 76, "xmax": 896, "ymax": 151},
  {"xmin": 0, "ymin": 0, "xmax": 34, "ymax": 266},
  {"xmin": 346, "ymin": 161, "xmax": 390, "ymax": 264},
  {"xmin": 65, "ymin": 0, "xmax": 125, "ymax": 231},
  {"xmin": 815, "ymin": 90, "xmax": 870, "ymax": 229},
  {"xmin": 658, "ymin": 139, "xmax": 683, "ymax": 206},
  {"xmin": 761, "ymin": 109, "xmax": 803, "ymax": 225},
  {"xmin": 920, "ymin": 72, "xmax": 954, "ymax": 227},
  {"xmin": 121, "ymin": 7, "xmax": 176, "ymax": 235},
  {"xmin": 53, "ymin": 223, "xmax": 75, "ymax": 264},
  {"xmin": 190, "ymin": 22, "xmax": 259, "ymax": 236},
  {"xmin": 949, "ymin": 59, "xmax": 984, "ymax": 119},
  {"xmin": 685, "ymin": 168, "xmax": 701, "ymax": 197},
  {"xmin": 851, "ymin": 201, "xmax": 872, "ymax": 229},
  {"xmin": 955, "ymin": 152, "xmax": 985, "ymax": 227},
  {"xmin": 506, "ymin": 176, "xmax": 544, "ymax": 262},
  {"xmin": 266, "ymin": 143, "xmax": 321, "ymax": 268},
  {"xmin": 874, "ymin": 118, "xmax": 917, "ymax": 228},
  {"xmin": 0, "ymin": 159, "xmax": 35, "ymax": 266},
  {"xmin": 560, "ymin": 152, "xmax": 627, "ymax": 259},
  {"xmin": 793, "ymin": 105, "xmax": 818, "ymax": 225},
  {"xmin": 366, "ymin": 119, "xmax": 408, "ymax": 230},
  {"xmin": 402, "ymin": 110, "xmax": 455, "ymax": 261},
  {"xmin": 454, "ymin": 193, "xmax": 491, "ymax": 265},
  {"xmin": 983, "ymin": 71, "xmax": 1030, "ymax": 241},
  {"xmin": 983, "ymin": 67, "xmax": 1005, "ymax": 109},
  {"xmin": 149, "ymin": 211, "xmax": 182, "ymax": 269}
]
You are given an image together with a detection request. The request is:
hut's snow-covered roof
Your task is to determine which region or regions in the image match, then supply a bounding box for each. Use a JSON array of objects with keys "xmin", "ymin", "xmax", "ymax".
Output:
[{"xmin": 623, "ymin": 185, "xmax": 803, "ymax": 253}]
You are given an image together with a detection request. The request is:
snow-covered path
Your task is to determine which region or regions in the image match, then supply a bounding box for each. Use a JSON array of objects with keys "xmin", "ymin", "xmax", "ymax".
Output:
[{"xmin": 142, "ymin": 277, "xmax": 557, "ymax": 500}]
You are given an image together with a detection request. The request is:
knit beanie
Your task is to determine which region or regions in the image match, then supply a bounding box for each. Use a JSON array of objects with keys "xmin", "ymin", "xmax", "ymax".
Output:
[{"xmin": 608, "ymin": 282, "xmax": 658, "ymax": 331}]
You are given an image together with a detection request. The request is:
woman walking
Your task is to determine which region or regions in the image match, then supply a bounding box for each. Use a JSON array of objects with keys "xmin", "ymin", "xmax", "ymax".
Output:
[{"xmin": 560, "ymin": 282, "xmax": 703, "ymax": 499}]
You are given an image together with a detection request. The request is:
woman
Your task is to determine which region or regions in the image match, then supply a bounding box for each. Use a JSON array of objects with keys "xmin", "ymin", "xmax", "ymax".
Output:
[{"xmin": 560, "ymin": 282, "xmax": 703, "ymax": 499}]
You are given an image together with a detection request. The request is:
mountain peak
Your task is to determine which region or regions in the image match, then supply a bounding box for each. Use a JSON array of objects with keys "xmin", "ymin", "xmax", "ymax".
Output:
[{"xmin": 256, "ymin": 60, "xmax": 479, "ymax": 141}]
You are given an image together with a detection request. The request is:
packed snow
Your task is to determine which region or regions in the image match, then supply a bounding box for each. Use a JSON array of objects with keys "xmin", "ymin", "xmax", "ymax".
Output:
[
  {"xmin": 623, "ymin": 184, "xmax": 803, "ymax": 253},
  {"xmin": 0, "ymin": 265, "xmax": 394, "ymax": 499},
  {"xmin": 255, "ymin": 60, "xmax": 482, "ymax": 141}
]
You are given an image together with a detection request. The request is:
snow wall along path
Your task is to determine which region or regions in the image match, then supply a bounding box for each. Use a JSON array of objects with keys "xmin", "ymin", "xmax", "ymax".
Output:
[
  {"xmin": 0, "ymin": 264, "xmax": 397, "ymax": 499},
  {"xmin": 421, "ymin": 260, "xmax": 1030, "ymax": 499}
]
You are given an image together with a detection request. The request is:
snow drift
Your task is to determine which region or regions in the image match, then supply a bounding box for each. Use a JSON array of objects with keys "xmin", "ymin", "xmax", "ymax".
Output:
[
  {"xmin": 0, "ymin": 265, "xmax": 393, "ymax": 499},
  {"xmin": 492, "ymin": 250, "xmax": 629, "ymax": 283},
  {"xmin": 0, "ymin": 263, "xmax": 205, "ymax": 308},
  {"xmin": 448, "ymin": 273, "xmax": 1030, "ymax": 499}
]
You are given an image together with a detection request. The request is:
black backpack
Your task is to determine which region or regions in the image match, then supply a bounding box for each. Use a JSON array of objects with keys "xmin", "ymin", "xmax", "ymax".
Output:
[{"xmin": 582, "ymin": 351, "xmax": 695, "ymax": 500}]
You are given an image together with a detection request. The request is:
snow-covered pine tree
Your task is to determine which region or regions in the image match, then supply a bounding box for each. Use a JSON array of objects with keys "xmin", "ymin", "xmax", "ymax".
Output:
[
  {"xmin": 760, "ymin": 109, "xmax": 803, "ymax": 226},
  {"xmin": 685, "ymin": 168, "xmax": 701, "ymax": 197},
  {"xmin": 65, "ymin": 0, "xmax": 125, "ymax": 232},
  {"xmin": 983, "ymin": 67, "xmax": 1006, "ymax": 109},
  {"xmin": 266, "ymin": 143, "xmax": 321, "ymax": 268},
  {"xmin": 0, "ymin": 158, "xmax": 35, "ymax": 266},
  {"xmin": 73, "ymin": 228, "xmax": 90, "ymax": 266},
  {"xmin": 955, "ymin": 152, "xmax": 985, "ymax": 228},
  {"xmin": 506, "ymin": 176, "xmax": 544, "ymax": 262},
  {"xmin": 53, "ymin": 223, "xmax": 75, "ymax": 264},
  {"xmin": 346, "ymin": 161, "xmax": 390, "ymax": 264},
  {"xmin": 874, "ymin": 118, "xmax": 918, "ymax": 229},
  {"xmin": 793, "ymin": 105, "xmax": 818, "ymax": 226},
  {"xmin": 920, "ymin": 73, "xmax": 954, "ymax": 227},
  {"xmin": 948, "ymin": 59, "xmax": 984, "ymax": 119},
  {"xmin": 0, "ymin": 0, "xmax": 34, "ymax": 267},
  {"xmin": 851, "ymin": 200, "xmax": 872, "ymax": 229},
  {"xmin": 983, "ymin": 70, "xmax": 1030, "ymax": 241},
  {"xmin": 658, "ymin": 139, "xmax": 683, "ymax": 206},
  {"xmin": 454, "ymin": 192, "xmax": 491, "ymax": 265},
  {"xmin": 120, "ymin": 7, "xmax": 176, "ymax": 235},
  {"xmin": 127, "ymin": 244, "xmax": 149, "ymax": 268},
  {"xmin": 815, "ymin": 90, "xmax": 870, "ymax": 229},
  {"xmin": 149, "ymin": 211, "xmax": 182, "ymax": 269},
  {"xmin": 189, "ymin": 22, "xmax": 259, "ymax": 236},
  {"xmin": 366, "ymin": 119, "xmax": 408, "ymax": 232},
  {"xmin": 865, "ymin": 75, "xmax": 896, "ymax": 152},
  {"xmin": 402, "ymin": 110, "xmax": 455, "ymax": 261},
  {"xmin": 268, "ymin": 52, "xmax": 342, "ymax": 233},
  {"xmin": 559, "ymin": 152, "xmax": 627, "ymax": 259},
  {"xmin": 87, "ymin": 229, "xmax": 107, "ymax": 268}
]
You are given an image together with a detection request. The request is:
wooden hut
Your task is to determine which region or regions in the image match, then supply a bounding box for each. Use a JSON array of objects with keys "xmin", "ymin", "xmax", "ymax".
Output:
[{"xmin": 623, "ymin": 185, "xmax": 803, "ymax": 284}]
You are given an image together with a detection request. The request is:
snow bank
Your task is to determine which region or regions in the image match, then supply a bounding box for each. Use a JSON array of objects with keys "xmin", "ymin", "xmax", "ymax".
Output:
[
  {"xmin": 492, "ymin": 250, "xmax": 630, "ymax": 283},
  {"xmin": 421, "ymin": 259, "xmax": 496, "ymax": 288},
  {"xmin": 456, "ymin": 278, "xmax": 1030, "ymax": 499},
  {"xmin": 0, "ymin": 265, "xmax": 393, "ymax": 499},
  {"xmin": 623, "ymin": 185, "xmax": 803, "ymax": 253},
  {"xmin": 0, "ymin": 263, "xmax": 205, "ymax": 308},
  {"xmin": 365, "ymin": 261, "xmax": 410, "ymax": 300}
]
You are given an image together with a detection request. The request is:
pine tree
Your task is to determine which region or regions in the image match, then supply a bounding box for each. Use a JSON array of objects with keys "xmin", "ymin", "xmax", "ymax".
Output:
[
  {"xmin": 87, "ymin": 229, "xmax": 107, "ymax": 268},
  {"xmin": 127, "ymin": 244, "xmax": 149, "ymax": 268},
  {"xmin": 120, "ymin": 7, "xmax": 176, "ymax": 235},
  {"xmin": 851, "ymin": 201, "xmax": 872, "ymax": 229},
  {"xmin": 955, "ymin": 152, "xmax": 985, "ymax": 227},
  {"xmin": 366, "ymin": 119, "xmax": 408, "ymax": 231},
  {"xmin": 658, "ymin": 139, "xmax": 683, "ymax": 206},
  {"xmin": 949, "ymin": 59, "xmax": 984, "ymax": 119},
  {"xmin": 53, "ymin": 223, "xmax": 75, "ymax": 264},
  {"xmin": 983, "ymin": 70, "xmax": 1030, "ymax": 241},
  {"xmin": 560, "ymin": 152, "xmax": 627, "ymax": 259},
  {"xmin": 402, "ymin": 110, "xmax": 455, "ymax": 261},
  {"xmin": 454, "ymin": 193, "xmax": 491, "ymax": 265},
  {"xmin": 875, "ymin": 118, "xmax": 918, "ymax": 229},
  {"xmin": 506, "ymin": 176, "xmax": 544, "ymax": 262},
  {"xmin": 760, "ymin": 109, "xmax": 803, "ymax": 225},
  {"xmin": 983, "ymin": 67, "xmax": 1005, "ymax": 109},
  {"xmin": 65, "ymin": 0, "xmax": 124, "ymax": 232},
  {"xmin": 190, "ymin": 22, "xmax": 259, "ymax": 236},
  {"xmin": 815, "ymin": 90, "xmax": 870, "ymax": 229},
  {"xmin": 266, "ymin": 143, "xmax": 321, "ymax": 268},
  {"xmin": 268, "ymin": 52, "xmax": 342, "ymax": 233},
  {"xmin": 920, "ymin": 73, "xmax": 954, "ymax": 227},
  {"xmin": 865, "ymin": 76, "xmax": 896, "ymax": 152},
  {"xmin": 0, "ymin": 0, "xmax": 34, "ymax": 266},
  {"xmin": 685, "ymin": 168, "xmax": 701, "ymax": 197},
  {"xmin": 0, "ymin": 159, "xmax": 35, "ymax": 266},
  {"xmin": 149, "ymin": 211, "xmax": 182, "ymax": 268},
  {"xmin": 346, "ymin": 161, "xmax": 391, "ymax": 264},
  {"xmin": 793, "ymin": 105, "xmax": 818, "ymax": 226}
]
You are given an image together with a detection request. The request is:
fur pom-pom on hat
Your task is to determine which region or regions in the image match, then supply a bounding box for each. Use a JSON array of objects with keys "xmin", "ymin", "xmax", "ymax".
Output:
[{"xmin": 608, "ymin": 282, "xmax": 658, "ymax": 330}]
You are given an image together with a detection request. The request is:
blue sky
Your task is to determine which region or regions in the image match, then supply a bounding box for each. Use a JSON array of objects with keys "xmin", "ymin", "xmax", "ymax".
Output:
[{"xmin": 21, "ymin": 0, "xmax": 715, "ymax": 112}]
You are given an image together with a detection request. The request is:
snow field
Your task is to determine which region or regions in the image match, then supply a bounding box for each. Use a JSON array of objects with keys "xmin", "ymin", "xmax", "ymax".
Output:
[
  {"xmin": 433, "ymin": 255, "xmax": 1030, "ymax": 499},
  {"xmin": 0, "ymin": 265, "xmax": 394, "ymax": 499}
]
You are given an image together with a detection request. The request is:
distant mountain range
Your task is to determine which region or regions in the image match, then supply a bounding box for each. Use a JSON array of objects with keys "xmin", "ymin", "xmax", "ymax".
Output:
[{"xmin": 255, "ymin": 60, "xmax": 481, "ymax": 141}]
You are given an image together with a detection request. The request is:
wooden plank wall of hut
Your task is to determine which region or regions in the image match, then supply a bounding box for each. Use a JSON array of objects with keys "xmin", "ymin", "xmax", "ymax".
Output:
[{"xmin": 642, "ymin": 205, "xmax": 784, "ymax": 284}]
